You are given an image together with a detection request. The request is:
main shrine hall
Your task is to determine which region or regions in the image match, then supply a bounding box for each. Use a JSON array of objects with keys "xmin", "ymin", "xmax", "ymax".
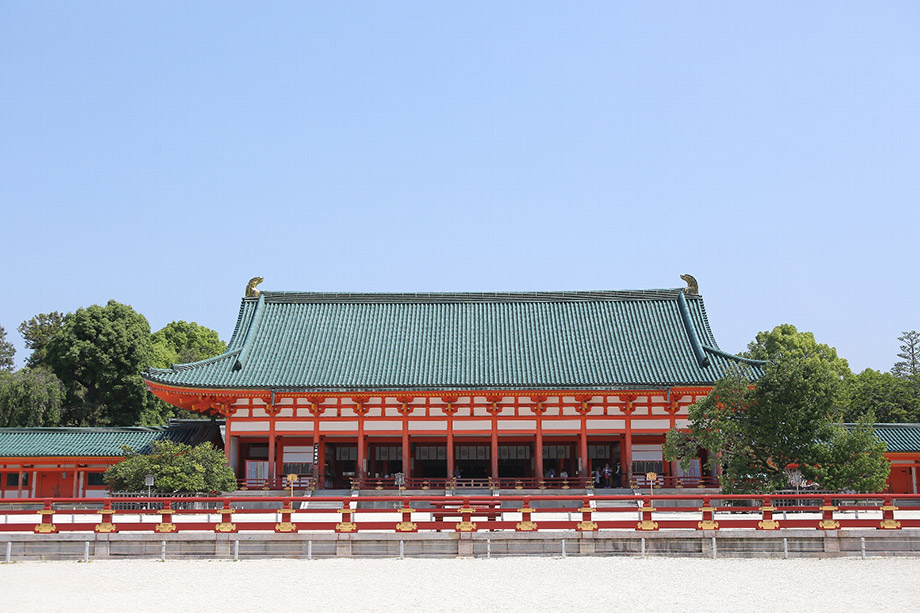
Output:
[{"xmin": 142, "ymin": 277, "xmax": 764, "ymax": 490}]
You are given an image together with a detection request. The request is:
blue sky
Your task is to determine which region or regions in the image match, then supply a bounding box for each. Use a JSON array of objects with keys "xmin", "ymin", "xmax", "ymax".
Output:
[{"xmin": 1, "ymin": 2, "xmax": 918, "ymax": 373}]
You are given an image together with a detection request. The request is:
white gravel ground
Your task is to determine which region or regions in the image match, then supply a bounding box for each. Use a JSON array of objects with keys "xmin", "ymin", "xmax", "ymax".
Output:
[{"xmin": 1, "ymin": 556, "xmax": 918, "ymax": 612}]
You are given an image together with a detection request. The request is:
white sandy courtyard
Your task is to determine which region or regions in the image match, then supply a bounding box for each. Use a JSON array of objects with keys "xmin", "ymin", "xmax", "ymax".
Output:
[{"xmin": 1, "ymin": 556, "xmax": 918, "ymax": 612}]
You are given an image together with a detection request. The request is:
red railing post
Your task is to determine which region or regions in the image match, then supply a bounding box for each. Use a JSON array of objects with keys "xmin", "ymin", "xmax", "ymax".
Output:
[
  {"xmin": 577, "ymin": 497, "xmax": 597, "ymax": 532},
  {"xmin": 34, "ymin": 500, "xmax": 57, "ymax": 534},
  {"xmin": 697, "ymin": 496, "xmax": 718, "ymax": 530},
  {"xmin": 155, "ymin": 500, "xmax": 178, "ymax": 533},
  {"xmin": 516, "ymin": 496, "xmax": 538, "ymax": 531},
  {"xmin": 637, "ymin": 495, "xmax": 658, "ymax": 531},
  {"xmin": 818, "ymin": 496, "xmax": 840, "ymax": 530},
  {"xmin": 456, "ymin": 497, "xmax": 477, "ymax": 533},
  {"xmin": 275, "ymin": 500, "xmax": 298, "ymax": 533},
  {"xmin": 336, "ymin": 498, "xmax": 358, "ymax": 533},
  {"xmin": 95, "ymin": 500, "xmax": 118, "ymax": 534},
  {"xmin": 879, "ymin": 496, "xmax": 901, "ymax": 530},
  {"xmin": 758, "ymin": 496, "xmax": 779, "ymax": 530},
  {"xmin": 395, "ymin": 498, "xmax": 417, "ymax": 532},
  {"xmin": 215, "ymin": 499, "xmax": 237, "ymax": 533}
]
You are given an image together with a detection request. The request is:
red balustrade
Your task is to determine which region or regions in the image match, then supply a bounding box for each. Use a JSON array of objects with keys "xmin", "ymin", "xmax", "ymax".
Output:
[{"xmin": 2, "ymin": 493, "xmax": 918, "ymax": 534}]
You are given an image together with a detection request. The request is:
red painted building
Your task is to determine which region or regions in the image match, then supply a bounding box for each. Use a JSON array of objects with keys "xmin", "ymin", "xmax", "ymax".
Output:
[
  {"xmin": 144, "ymin": 278, "xmax": 764, "ymax": 489},
  {"xmin": 0, "ymin": 421, "xmax": 222, "ymax": 498},
  {"xmin": 873, "ymin": 423, "xmax": 920, "ymax": 494}
]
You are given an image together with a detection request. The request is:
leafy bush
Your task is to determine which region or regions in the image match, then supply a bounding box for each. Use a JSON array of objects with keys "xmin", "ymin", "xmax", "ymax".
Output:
[{"xmin": 104, "ymin": 440, "xmax": 236, "ymax": 493}]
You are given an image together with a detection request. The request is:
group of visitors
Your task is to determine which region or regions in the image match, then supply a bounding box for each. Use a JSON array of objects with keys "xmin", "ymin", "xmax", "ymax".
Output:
[
  {"xmin": 543, "ymin": 467, "xmax": 569, "ymax": 479},
  {"xmin": 594, "ymin": 462, "xmax": 622, "ymax": 488}
]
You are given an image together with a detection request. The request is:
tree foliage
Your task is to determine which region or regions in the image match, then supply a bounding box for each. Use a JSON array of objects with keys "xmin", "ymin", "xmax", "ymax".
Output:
[
  {"xmin": 891, "ymin": 330, "xmax": 920, "ymax": 378},
  {"xmin": 150, "ymin": 320, "xmax": 226, "ymax": 368},
  {"xmin": 103, "ymin": 440, "xmax": 236, "ymax": 493},
  {"xmin": 666, "ymin": 346, "xmax": 889, "ymax": 493},
  {"xmin": 809, "ymin": 415, "xmax": 890, "ymax": 493},
  {"xmin": 0, "ymin": 367, "xmax": 65, "ymax": 427},
  {"xmin": 44, "ymin": 300, "xmax": 155, "ymax": 426},
  {"xmin": 743, "ymin": 323, "xmax": 851, "ymax": 379},
  {"xmin": 17, "ymin": 311, "xmax": 66, "ymax": 369},
  {"xmin": 843, "ymin": 369, "xmax": 920, "ymax": 423},
  {"xmin": 0, "ymin": 326, "xmax": 14, "ymax": 372},
  {"xmin": 11, "ymin": 303, "xmax": 227, "ymax": 427}
]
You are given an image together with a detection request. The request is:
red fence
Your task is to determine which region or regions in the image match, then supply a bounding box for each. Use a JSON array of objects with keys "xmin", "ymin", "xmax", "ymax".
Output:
[
  {"xmin": 2, "ymin": 493, "xmax": 918, "ymax": 535},
  {"xmin": 237, "ymin": 475, "xmax": 701, "ymax": 491}
]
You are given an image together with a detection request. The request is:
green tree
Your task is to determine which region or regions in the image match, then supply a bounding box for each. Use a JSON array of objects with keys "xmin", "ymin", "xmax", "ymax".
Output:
[
  {"xmin": 666, "ymin": 350, "xmax": 888, "ymax": 493},
  {"xmin": 843, "ymin": 369, "xmax": 919, "ymax": 423},
  {"xmin": 664, "ymin": 367, "xmax": 759, "ymax": 490},
  {"xmin": 810, "ymin": 415, "xmax": 890, "ymax": 493},
  {"xmin": 44, "ymin": 300, "xmax": 155, "ymax": 426},
  {"xmin": 150, "ymin": 321, "xmax": 226, "ymax": 368},
  {"xmin": 743, "ymin": 323, "xmax": 851, "ymax": 378},
  {"xmin": 0, "ymin": 326, "xmax": 14, "ymax": 372},
  {"xmin": 17, "ymin": 311, "xmax": 66, "ymax": 369},
  {"xmin": 0, "ymin": 367, "xmax": 65, "ymax": 426},
  {"xmin": 140, "ymin": 321, "xmax": 227, "ymax": 425},
  {"xmin": 103, "ymin": 440, "xmax": 236, "ymax": 493},
  {"xmin": 891, "ymin": 330, "xmax": 920, "ymax": 378}
]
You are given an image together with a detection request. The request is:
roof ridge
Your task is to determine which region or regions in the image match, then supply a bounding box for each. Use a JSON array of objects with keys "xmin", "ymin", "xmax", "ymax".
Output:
[
  {"xmin": 146, "ymin": 349, "xmax": 241, "ymax": 375},
  {"xmin": 677, "ymin": 291, "xmax": 710, "ymax": 368},
  {"xmin": 252, "ymin": 288, "xmax": 695, "ymax": 304},
  {"xmin": 701, "ymin": 344, "xmax": 768, "ymax": 366}
]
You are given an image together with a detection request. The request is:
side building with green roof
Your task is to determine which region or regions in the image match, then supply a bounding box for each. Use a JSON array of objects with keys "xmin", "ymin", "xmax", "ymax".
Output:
[
  {"xmin": 0, "ymin": 421, "xmax": 222, "ymax": 498},
  {"xmin": 143, "ymin": 276, "xmax": 764, "ymax": 491}
]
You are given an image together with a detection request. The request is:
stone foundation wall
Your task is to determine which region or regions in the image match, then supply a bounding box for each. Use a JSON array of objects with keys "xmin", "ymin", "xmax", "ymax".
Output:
[{"xmin": 3, "ymin": 530, "xmax": 920, "ymax": 561}]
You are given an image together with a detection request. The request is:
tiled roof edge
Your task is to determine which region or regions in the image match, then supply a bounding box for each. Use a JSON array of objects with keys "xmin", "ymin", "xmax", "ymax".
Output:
[
  {"xmin": 251, "ymin": 288, "xmax": 693, "ymax": 304},
  {"xmin": 677, "ymin": 291, "xmax": 710, "ymax": 368},
  {"xmin": 132, "ymin": 383, "xmax": 718, "ymax": 393},
  {"xmin": 234, "ymin": 293, "xmax": 265, "ymax": 371}
]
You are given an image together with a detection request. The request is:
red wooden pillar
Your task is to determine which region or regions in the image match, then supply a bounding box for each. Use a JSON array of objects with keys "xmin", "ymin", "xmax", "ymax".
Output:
[
  {"xmin": 266, "ymin": 401, "xmax": 277, "ymax": 486},
  {"xmin": 401, "ymin": 420, "xmax": 411, "ymax": 479},
  {"xmin": 531, "ymin": 396, "xmax": 546, "ymax": 481},
  {"xmin": 535, "ymin": 419, "xmax": 544, "ymax": 480},
  {"xmin": 317, "ymin": 437, "xmax": 326, "ymax": 489},
  {"xmin": 224, "ymin": 421, "xmax": 232, "ymax": 464},
  {"xmin": 576, "ymin": 396, "xmax": 590, "ymax": 481},
  {"xmin": 309, "ymin": 398, "xmax": 326, "ymax": 488},
  {"xmin": 276, "ymin": 435, "xmax": 284, "ymax": 481},
  {"xmin": 441, "ymin": 396, "xmax": 458, "ymax": 482},
  {"xmin": 621, "ymin": 394, "xmax": 637, "ymax": 483},
  {"xmin": 311, "ymin": 420, "xmax": 318, "ymax": 484},
  {"xmin": 623, "ymin": 428, "xmax": 633, "ymax": 482},
  {"xmin": 355, "ymin": 401, "xmax": 366, "ymax": 483},
  {"xmin": 267, "ymin": 434, "xmax": 276, "ymax": 486},
  {"xmin": 221, "ymin": 404, "xmax": 233, "ymax": 466},
  {"xmin": 490, "ymin": 421, "xmax": 499, "ymax": 481},
  {"xmin": 446, "ymin": 416, "xmax": 455, "ymax": 481},
  {"xmin": 397, "ymin": 397, "xmax": 414, "ymax": 480},
  {"xmin": 446, "ymin": 422, "xmax": 455, "ymax": 480},
  {"xmin": 487, "ymin": 397, "xmax": 501, "ymax": 481}
]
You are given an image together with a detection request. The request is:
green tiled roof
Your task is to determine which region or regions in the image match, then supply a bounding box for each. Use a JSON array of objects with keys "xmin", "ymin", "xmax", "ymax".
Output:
[
  {"xmin": 0, "ymin": 421, "xmax": 221, "ymax": 458},
  {"xmin": 871, "ymin": 423, "xmax": 920, "ymax": 453},
  {"xmin": 144, "ymin": 288, "xmax": 764, "ymax": 392}
]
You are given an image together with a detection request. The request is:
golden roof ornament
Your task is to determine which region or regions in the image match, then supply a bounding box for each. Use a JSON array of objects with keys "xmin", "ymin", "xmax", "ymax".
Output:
[
  {"xmin": 245, "ymin": 277, "xmax": 264, "ymax": 298},
  {"xmin": 680, "ymin": 274, "xmax": 698, "ymax": 295}
]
